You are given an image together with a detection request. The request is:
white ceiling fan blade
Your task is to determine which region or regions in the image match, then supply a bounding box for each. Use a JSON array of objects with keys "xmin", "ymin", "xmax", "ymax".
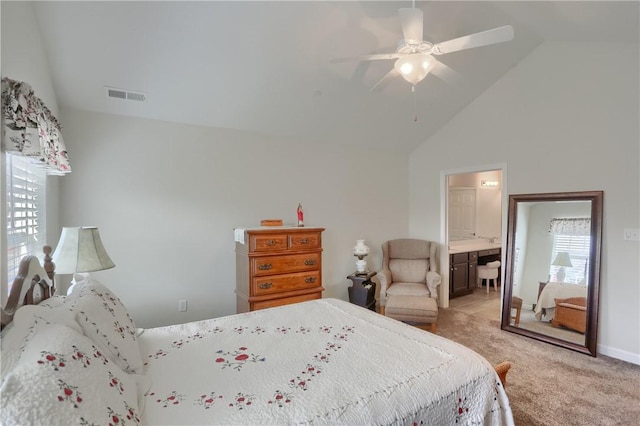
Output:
[
  {"xmin": 399, "ymin": 7, "xmax": 423, "ymax": 44},
  {"xmin": 370, "ymin": 68, "xmax": 399, "ymax": 92},
  {"xmin": 429, "ymin": 57, "xmax": 464, "ymax": 86},
  {"xmin": 432, "ymin": 25, "xmax": 514, "ymax": 55},
  {"xmin": 330, "ymin": 53, "xmax": 401, "ymax": 64}
]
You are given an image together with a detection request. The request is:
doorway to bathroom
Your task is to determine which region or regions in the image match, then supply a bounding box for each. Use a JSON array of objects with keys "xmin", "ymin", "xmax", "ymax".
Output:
[{"xmin": 443, "ymin": 167, "xmax": 505, "ymax": 322}]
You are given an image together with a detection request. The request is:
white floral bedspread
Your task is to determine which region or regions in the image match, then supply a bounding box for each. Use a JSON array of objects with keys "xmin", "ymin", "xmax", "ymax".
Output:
[{"xmin": 138, "ymin": 298, "xmax": 513, "ymax": 425}]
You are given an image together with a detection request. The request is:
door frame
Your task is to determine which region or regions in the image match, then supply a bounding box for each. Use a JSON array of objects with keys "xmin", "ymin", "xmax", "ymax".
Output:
[{"xmin": 439, "ymin": 163, "xmax": 508, "ymax": 309}]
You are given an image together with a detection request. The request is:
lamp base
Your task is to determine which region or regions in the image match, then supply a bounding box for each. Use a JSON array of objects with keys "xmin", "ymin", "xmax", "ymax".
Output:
[{"xmin": 66, "ymin": 272, "xmax": 91, "ymax": 295}]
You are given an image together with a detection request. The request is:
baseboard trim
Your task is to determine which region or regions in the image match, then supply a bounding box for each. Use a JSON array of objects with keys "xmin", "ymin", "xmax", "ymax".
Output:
[{"xmin": 598, "ymin": 343, "xmax": 640, "ymax": 365}]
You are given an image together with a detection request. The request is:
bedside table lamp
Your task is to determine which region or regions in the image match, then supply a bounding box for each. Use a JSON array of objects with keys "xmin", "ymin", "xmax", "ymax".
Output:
[
  {"xmin": 353, "ymin": 239, "xmax": 370, "ymax": 273},
  {"xmin": 552, "ymin": 251, "xmax": 572, "ymax": 283},
  {"xmin": 52, "ymin": 227, "xmax": 115, "ymax": 294}
]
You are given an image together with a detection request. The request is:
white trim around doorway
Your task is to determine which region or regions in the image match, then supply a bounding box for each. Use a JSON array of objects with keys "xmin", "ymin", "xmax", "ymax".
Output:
[{"xmin": 439, "ymin": 163, "xmax": 508, "ymax": 310}]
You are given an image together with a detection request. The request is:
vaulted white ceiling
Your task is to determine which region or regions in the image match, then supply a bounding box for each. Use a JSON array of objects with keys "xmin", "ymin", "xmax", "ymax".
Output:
[{"xmin": 32, "ymin": 1, "xmax": 639, "ymax": 153}]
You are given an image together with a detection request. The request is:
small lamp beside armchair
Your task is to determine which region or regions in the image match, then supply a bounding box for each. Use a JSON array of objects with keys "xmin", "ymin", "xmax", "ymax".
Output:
[{"xmin": 52, "ymin": 226, "xmax": 115, "ymax": 294}]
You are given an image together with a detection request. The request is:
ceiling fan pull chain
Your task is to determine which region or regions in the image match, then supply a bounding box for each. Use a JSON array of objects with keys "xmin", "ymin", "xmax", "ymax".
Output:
[{"xmin": 413, "ymin": 85, "xmax": 418, "ymax": 122}]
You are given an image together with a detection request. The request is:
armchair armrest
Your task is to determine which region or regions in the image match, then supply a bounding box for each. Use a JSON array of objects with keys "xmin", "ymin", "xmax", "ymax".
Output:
[
  {"xmin": 377, "ymin": 268, "xmax": 392, "ymax": 306},
  {"xmin": 426, "ymin": 271, "xmax": 441, "ymax": 301}
]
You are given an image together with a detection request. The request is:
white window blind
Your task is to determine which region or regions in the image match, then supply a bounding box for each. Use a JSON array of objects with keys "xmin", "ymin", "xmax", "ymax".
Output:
[
  {"xmin": 549, "ymin": 234, "xmax": 590, "ymax": 284},
  {"xmin": 6, "ymin": 154, "xmax": 46, "ymax": 289}
]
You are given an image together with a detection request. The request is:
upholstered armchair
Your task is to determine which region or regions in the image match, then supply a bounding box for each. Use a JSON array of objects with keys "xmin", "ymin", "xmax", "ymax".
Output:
[{"xmin": 377, "ymin": 239, "xmax": 441, "ymax": 313}]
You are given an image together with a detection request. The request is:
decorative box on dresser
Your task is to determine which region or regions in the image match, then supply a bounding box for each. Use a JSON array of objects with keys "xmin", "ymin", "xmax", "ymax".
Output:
[{"xmin": 235, "ymin": 227, "xmax": 325, "ymax": 313}]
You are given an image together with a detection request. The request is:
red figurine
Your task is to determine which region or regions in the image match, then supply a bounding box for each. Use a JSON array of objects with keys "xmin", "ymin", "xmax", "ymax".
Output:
[{"xmin": 297, "ymin": 203, "xmax": 304, "ymax": 227}]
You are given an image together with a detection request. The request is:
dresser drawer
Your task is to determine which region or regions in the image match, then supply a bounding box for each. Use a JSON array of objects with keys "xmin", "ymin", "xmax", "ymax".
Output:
[
  {"xmin": 251, "ymin": 234, "xmax": 288, "ymax": 252},
  {"xmin": 252, "ymin": 271, "xmax": 320, "ymax": 295},
  {"xmin": 251, "ymin": 253, "xmax": 321, "ymax": 276},
  {"xmin": 478, "ymin": 248, "xmax": 501, "ymax": 257},
  {"xmin": 289, "ymin": 232, "xmax": 321, "ymax": 250},
  {"xmin": 252, "ymin": 292, "xmax": 321, "ymax": 311}
]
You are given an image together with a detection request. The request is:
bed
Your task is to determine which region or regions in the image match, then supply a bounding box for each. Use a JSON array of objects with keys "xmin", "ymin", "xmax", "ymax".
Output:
[
  {"xmin": 534, "ymin": 282, "xmax": 588, "ymax": 321},
  {"xmin": 1, "ymin": 253, "xmax": 514, "ymax": 425}
]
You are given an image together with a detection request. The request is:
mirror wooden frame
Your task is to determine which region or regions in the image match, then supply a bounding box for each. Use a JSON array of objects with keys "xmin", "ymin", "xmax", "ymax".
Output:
[{"xmin": 501, "ymin": 191, "xmax": 603, "ymax": 356}]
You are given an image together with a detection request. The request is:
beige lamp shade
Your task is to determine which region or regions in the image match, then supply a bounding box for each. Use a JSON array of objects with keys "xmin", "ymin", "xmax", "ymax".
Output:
[
  {"xmin": 552, "ymin": 251, "xmax": 573, "ymax": 268},
  {"xmin": 52, "ymin": 227, "xmax": 115, "ymax": 274}
]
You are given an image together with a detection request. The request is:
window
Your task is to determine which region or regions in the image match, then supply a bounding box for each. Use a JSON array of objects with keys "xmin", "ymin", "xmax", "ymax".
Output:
[
  {"xmin": 549, "ymin": 234, "xmax": 591, "ymax": 284},
  {"xmin": 6, "ymin": 154, "xmax": 46, "ymax": 288}
]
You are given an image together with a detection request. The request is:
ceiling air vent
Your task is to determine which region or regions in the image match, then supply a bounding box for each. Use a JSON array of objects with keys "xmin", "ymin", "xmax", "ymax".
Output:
[{"xmin": 104, "ymin": 86, "xmax": 146, "ymax": 102}]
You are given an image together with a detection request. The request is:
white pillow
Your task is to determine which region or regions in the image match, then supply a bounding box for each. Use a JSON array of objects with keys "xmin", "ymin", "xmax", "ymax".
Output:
[
  {"xmin": 1, "ymin": 300, "xmax": 81, "ymax": 380},
  {"xmin": 0, "ymin": 323, "xmax": 141, "ymax": 426},
  {"xmin": 67, "ymin": 278, "xmax": 144, "ymax": 374}
]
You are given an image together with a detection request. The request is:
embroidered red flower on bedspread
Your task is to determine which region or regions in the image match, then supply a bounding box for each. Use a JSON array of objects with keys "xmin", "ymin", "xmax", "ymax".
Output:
[
  {"xmin": 455, "ymin": 396, "xmax": 469, "ymax": 423},
  {"xmin": 155, "ymin": 391, "xmax": 185, "ymax": 407},
  {"xmin": 268, "ymin": 390, "xmax": 293, "ymax": 407},
  {"xmin": 228, "ymin": 392, "xmax": 254, "ymax": 410},
  {"xmin": 38, "ymin": 351, "xmax": 67, "ymax": 370},
  {"xmin": 195, "ymin": 392, "xmax": 223, "ymax": 409},
  {"xmin": 108, "ymin": 371, "xmax": 126, "ymax": 394},
  {"xmin": 71, "ymin": 345, "xmax": 92, "ymax": 367},
  {"xmin": 215, "ymin": 346, "xmax": 265, "ymax": 371},
  {"xmin": 56, "ymin": 379, "xmax": 83, "ymax": 407}
]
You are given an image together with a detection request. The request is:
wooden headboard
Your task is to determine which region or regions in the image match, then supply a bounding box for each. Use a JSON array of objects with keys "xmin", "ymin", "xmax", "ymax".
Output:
[{"xmin": 1, "ymin": 246, "xmax": 56, "ymax": 329}]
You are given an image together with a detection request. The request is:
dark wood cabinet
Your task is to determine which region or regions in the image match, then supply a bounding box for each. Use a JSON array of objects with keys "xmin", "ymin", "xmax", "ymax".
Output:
[
  {"xmin": 450, "ymin": 247, "xmax": 501, "ymax": 298},
  {"xmin": 450, "ymin": 252, "xmax": 475, "ymax": 298}
]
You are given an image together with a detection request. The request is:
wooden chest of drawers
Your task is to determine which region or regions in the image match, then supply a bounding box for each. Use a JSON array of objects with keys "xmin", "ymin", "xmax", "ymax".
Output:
[{"xmin": 235, "ymin": 227, "xmax": 324, "ymax": 313}]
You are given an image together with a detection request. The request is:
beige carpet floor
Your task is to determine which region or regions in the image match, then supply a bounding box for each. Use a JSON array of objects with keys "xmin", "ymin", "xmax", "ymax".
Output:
[{"xmin": 436, "ymin": 307, "xmax": 640, "ymax": 425}]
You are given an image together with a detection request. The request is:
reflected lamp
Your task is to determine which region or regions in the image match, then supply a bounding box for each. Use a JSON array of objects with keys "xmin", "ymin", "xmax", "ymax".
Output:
[{"xmin": 551, "ymin": 251, "xmax": 573, "ymax": 282}]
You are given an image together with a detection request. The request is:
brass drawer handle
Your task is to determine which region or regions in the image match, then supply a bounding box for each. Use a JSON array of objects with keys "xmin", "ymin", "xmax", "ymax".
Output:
[
  {"xmin": 259, "ymin": 282, "xmax": 273, "ymax": 289},
  {"xmin": 304, "ymin": 259, "xmax": 316, "ymax": 266},
  {"xmin": 300, "ymin": 238, "xmax": 309, "ymax": 244},
  {"xmin": 305, "ymin": 277, "xmax": 316, "ymax": 283},
  {"xmin": 266, "ymin": 240, "xmax": 276, "ymax": 246},
  {"xmin": 258, "ymin": 263, "xmax": 272, "ymax": 270}
]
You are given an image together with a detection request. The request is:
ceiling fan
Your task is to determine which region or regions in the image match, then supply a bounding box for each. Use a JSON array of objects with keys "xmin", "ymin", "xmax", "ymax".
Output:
[{"xmin": 335, "ymin": 5, "xmax": 514, "ymax": 91}]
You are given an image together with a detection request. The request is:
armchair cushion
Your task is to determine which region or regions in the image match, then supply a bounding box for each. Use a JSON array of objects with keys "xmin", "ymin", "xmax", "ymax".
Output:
[
  {"xmin": 387, "ymin": 283, "xmax": 430, "ymax": 297},
  {"xmin": 389, "ymin": 259, "xmax": 428, "ymax": 283}
]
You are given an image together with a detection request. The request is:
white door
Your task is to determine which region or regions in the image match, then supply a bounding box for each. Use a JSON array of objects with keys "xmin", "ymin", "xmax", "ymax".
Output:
[{"xmin": 449, "ymin": 188, "xmax": 476, "ymax": 239}]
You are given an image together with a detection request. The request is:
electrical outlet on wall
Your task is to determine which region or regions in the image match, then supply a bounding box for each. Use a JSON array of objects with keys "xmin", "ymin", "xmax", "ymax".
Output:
[
  {"xmin": 178, "ymin": 299, "xmax": 188, "ymax": 312},
  {"xmin": 623, "ymin": 228, "xmax": 640, "ymax": 241}
]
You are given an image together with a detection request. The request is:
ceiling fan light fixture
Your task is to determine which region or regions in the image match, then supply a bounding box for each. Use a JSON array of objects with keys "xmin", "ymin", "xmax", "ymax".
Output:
[{"xmin": 394, "ymin": 53, "xmax": 433, "ymax": 85}]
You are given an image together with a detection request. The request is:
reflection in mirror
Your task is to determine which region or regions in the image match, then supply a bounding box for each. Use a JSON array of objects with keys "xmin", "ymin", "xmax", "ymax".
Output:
[{"xmin": 501, "ymin": 191, "xmax": 603, "ymax": 356}]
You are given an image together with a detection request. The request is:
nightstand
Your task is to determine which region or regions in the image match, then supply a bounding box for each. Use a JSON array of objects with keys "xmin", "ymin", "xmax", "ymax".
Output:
[{"xmin": 347, "ymin": 271, "xmax": 377, "ymax": 311}]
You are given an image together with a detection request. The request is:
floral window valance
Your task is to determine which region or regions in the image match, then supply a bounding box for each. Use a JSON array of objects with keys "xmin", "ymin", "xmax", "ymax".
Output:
[
  {"xmin": 1, "ymin": 77, "xmax": 71, "ymax": 175},
  {"xmin": 548, "ymin": 218, "xmax": 591, "ymax": 236}
]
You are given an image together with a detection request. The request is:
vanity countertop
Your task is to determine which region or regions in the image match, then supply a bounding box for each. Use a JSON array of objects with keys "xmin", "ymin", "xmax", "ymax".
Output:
[{"xmin": 448, "ymin": 241, "xmax": 502, "ymax": 254}]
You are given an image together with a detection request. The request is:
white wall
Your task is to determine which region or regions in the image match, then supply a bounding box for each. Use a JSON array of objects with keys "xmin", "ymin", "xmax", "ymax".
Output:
[
  {"xmin": 59, "ymin": 108, "xmax": 409, "ymax": 327},
  {"xmin": 409, "ymin": 42, "xmax": 640, "ymax": 363},
  {"xmin": 1, "ymin": 1, "xmax": 62, "ymax": 299}
]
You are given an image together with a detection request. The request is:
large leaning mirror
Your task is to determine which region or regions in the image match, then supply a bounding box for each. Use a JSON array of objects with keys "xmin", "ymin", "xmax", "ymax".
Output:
[{"xmin": 501, "ymin": 191, "xmax": 603, "ymax": 356}]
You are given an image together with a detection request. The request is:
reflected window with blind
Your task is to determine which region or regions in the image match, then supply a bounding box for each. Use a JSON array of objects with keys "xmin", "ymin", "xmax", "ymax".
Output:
[{"xmin": 548, "ymin": 217, "xmax": 591, "ymax": 284}]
